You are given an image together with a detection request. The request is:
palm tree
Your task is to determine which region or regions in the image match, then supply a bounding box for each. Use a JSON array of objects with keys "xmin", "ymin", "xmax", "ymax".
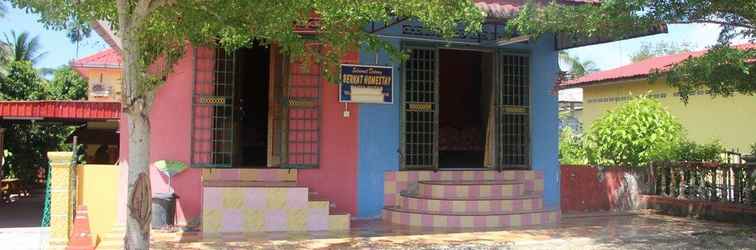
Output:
[
  {"xmin": 559, "ymin": 51, "xmax": 599, "ymax": 79},
  {"xmin": 3, "ymin": 31, "xmax": 48, "ymax": 65},
  {"xmin": 0, "ymin": 3, "xmax": 7, "ymax": 18}
]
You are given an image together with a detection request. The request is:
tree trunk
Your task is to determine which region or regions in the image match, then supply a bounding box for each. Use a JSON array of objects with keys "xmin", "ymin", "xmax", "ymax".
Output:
[
  {"xmin": 124, "ymin": 111, "xmax": 151, "ymax": 250},
  {"xmin": 118, "ymin": 9, "xmax": 153, "ymax": 248}
]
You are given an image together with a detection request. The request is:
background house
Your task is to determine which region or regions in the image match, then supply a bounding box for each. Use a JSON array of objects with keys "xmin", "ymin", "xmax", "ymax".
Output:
[
  {"xmin": 70, "ymin": 48, "xmax": 123, "ymax": 102},
  {"xmin": 68, "ymin": 49, "xmax": 122, "ymax": 164},
  {"xmin": 562, "ymin": 43, "xmax": 756, "ymax": 153},
  {"xmin": 558, "ymin": 88, "xmax": 583, "ymax": 134}
]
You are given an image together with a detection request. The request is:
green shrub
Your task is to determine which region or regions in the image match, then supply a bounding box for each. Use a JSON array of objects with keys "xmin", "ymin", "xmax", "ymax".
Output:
[
  {"xmin": 587, "ymin": 96, "xmax": 684, "ymax": 167},
  {"xmin": 559, "ymin": 127, "xmax": 588, "ymax": 165},
  {"xmin": 673, "ymin": 140, "xmax": 725, "ymax": 163},
  {"xmin": 750, "ymin": 142, "xmax": 756, "ymax": 156}
]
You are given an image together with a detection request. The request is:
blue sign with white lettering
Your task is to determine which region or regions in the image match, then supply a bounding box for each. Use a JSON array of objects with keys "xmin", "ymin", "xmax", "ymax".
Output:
[{"xmin": 339, "ymin": 64, "xmax": 393, "ymax": 104}]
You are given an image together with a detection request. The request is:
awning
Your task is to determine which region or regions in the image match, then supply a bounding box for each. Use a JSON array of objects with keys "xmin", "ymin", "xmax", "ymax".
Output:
[{"xmin": 0, "ymin": 101, "xmax": 120, "ymax": 122}]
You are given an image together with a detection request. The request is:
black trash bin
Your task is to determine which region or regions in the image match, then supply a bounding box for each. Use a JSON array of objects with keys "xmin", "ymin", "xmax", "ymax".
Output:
[{"xmin": 151, "ymin": 192, "xmax": 178, "ymax": 228}]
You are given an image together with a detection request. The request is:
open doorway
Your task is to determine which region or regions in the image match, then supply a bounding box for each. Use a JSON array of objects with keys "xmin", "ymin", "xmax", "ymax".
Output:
[
  {"xmin": 438, "ymin": 49, "xmax": 491, "ymax": 169},
  {"xmin": 234, "ymin": 45, "xmax": 271, "ymax": 167}
]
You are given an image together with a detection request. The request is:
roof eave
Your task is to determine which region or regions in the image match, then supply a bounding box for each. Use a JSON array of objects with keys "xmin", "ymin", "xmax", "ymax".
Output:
[
  {"xmin": 92, "ymin": 20, "xmax": 122, "ymax": 52},
  {"xmin": 560, "ymin": 75, "xmax": 650, "ymax": 89}
]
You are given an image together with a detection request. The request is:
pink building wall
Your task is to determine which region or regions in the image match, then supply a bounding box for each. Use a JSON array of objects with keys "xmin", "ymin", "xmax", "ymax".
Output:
[
  {"xmin": 119, "ymin": 48, "xmax": 201, "ymax": 225},
  {"xmin": 119, "ymin": 48, "xmax": 362, "ymax": 225},
  {"xmin": 298, "ymin": 52, "xmax": 360, "ymax": 214}
]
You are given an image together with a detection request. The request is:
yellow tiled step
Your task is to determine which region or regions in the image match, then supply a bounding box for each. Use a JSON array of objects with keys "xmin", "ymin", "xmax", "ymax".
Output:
[
  {"xmin": 202, "ymin": 185, "xmax": 351, "ymax": 233},
  {"xmin": 328, "ymin": 213, "xmax": 350, "ymax": 231},
  {"xmin": 95, "ymin": 225, "xmax": 125, "ymax": 249}
]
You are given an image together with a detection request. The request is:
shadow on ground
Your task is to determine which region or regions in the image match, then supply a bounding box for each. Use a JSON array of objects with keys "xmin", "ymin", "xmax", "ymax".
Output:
[
  {"xmin": 0, "ymin": 187, "xmax": 49, "ymax": 250},
  {"xmin": 150, "ymin": 211, "xmax": 756, "ymax": 250}
]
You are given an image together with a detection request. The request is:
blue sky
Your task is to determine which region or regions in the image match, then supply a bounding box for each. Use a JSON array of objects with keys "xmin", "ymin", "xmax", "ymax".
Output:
[
  {"xmin": 0, "ymin": 4, "xmax": 741, "ymax": 72},
  {"xmin": 1, "ymin": 5, "xmax": 108, "ymax": 69},
  {"xmin": 565, "ymin": 23, "xmax": 731, "ymax": 71}
]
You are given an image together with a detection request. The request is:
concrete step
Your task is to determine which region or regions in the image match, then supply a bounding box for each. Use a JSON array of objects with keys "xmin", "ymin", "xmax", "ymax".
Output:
[
  {"xmin": 399, "ymin": 192, "xmax": 543, "ymax": 214},
  {"xmin": 383, "ymin": 206, "xmax": 559, "ymax": 228},
  {"xmin": 417, "ymin": 180, "xmax": 525, "ymax": 199}
]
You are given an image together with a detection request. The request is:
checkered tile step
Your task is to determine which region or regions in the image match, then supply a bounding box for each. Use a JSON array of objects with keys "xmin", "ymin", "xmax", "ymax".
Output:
[
  {"xmin": 382, "ymin": 170, "xmax": 555, "ymax": 228},
  {"xmin": 383, "ymin": 170, "xmax": 544, "ymax": 208},
  {"xmin": 383, "ymin": 207, "xmax": 560, "ymax": 228},
  {"xmin": 417, "ymin": 180, "xmax": 525, "ymax": 199},
  {"xmin": 400, "ymin": 194, "xmax": 543, "ymax": 214},
  {"xmin": 202, "ymin": 185, "xmax": 349, "ymax": 233}
]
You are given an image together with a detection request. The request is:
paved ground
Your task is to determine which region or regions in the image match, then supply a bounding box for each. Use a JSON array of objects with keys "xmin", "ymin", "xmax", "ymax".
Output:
[
  {"xmin": 150, "ymin": 211, "xmax": 756, "ymax": 250},
  {"xmin": 0, "ymin": 188, "xmax": 49, "ymax": 250}
]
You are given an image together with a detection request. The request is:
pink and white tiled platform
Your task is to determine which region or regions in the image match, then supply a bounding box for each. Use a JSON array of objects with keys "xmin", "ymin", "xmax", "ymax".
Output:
[
  {"xmin": 201, "ymin": 169, "xmax": 349, "ymax": 233},
  {"xmin": 383, "ymin": 170, "xmax": 559, "ymax": 228}
]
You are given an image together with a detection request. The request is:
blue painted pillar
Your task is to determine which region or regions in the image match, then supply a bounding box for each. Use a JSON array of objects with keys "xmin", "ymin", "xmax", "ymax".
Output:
[
  {"xmin": 356, "ymin": 38, "xmax": 402, "ymax": 219},
  {"xmin": 529, "ymin": 34, "xmax": 561, "ymax": 211}
]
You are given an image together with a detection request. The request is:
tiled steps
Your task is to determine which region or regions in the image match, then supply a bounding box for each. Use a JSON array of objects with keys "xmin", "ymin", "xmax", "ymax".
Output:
[
  {"xmin": 384, "ymin": 206, "xmax": 559, "ymax": 228},
  {"xmin": 400, "ymin": 193, "xmax": 544, "ymax": 213},
  {"xmin": 418, "ymin": 180, "xmax": 525, "ymax": 199},
  {"xmin": 202, "ymin": 182, "xmax": 349, "ymax": 233},
  {"xmin": 95, "ymin": 224, "xmax": 125, "ymax": 249},
  {"xmin": 383, "ymin": 171, "xmax": 557, "ymax": 228}
]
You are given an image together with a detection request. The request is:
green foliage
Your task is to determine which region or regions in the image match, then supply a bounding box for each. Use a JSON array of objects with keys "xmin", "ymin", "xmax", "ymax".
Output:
[
  {"xmin": 509, "ymin": 0, "xmax": 756, "ymax": 102},
  {"xmin": 11, "ymin": 0, "xmax": 485, "ymax": 99},
  {"xmin": 559, "ymin": 127, "xmax": 588, "ymax": 165},
  {"xmin": 672, "ymin": 140, "xmax": 725, "ymax": 163},
  {"xmin": 559, "ymin": 51, "xmax": 598, "ymax": 78},
  {"xmin": 630, "ymin": 41, "xmax": 694, "ymax": 63},
  {"xmin": 2, "ymin": 124, "xmax": 70, "ymax": 181},
  {"xmin": 587, "ymin": 96, "xmax": 684, "ymax": 167},
  {"xmin": 662, "ymin": 45, "xmax": 756, "ymax": 103},
  {"xmin": 0, "ymin": 60, "xmax": 46, "ymax": 100},
  {"xmin": 0, "ymin": 63, "xmax": 86, "ymax": 182},
  {"xmin": 749, "ymin": 142, "xmax": 756, "ymax": 156},
  {"xmin": 46, "ymin": 67, "xmax": 87, "ymax": 100}
]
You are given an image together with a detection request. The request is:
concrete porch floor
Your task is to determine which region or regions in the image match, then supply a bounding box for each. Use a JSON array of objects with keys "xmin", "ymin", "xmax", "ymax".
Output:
[{"xmin": 150, "ymin": 211, "xmax": 756, "ymax": 250}]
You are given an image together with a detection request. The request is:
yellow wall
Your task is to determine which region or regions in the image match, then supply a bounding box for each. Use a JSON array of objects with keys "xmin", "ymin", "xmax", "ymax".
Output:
[
  {"xmin": 582, "ymin": 78, "xmax": 756, "ymax": 152},
  {"xmin": 77, "ymin": 68, "xmax": 122, "ymax": 101},
  {"xmin": 76, "ymin": 164, "xmax": 119, "ymax": 247}
]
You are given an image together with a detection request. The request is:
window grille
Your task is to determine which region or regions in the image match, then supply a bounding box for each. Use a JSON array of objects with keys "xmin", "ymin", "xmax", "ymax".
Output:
[
  {"xmin": 401, "ymin": 47, "xmax": 438, "ymax": 170},
  {"xmin": 191, "ymin": 48, "xmax": 236, "ymax": 167},
  {"xmin": 282, "ymin": 59, "xmax": 321, "ymax": 168},
  {"xmin": 495, "ymin": 53, "xmax": 530, "ymax": 169}
]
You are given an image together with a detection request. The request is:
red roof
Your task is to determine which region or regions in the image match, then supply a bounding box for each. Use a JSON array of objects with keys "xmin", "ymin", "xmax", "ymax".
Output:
[
  {"xmin": 70, "ymin": 48, "xmax": 122, "ymax": 69},
  {"xmin": 475, "ymin": 0, "xmax": 599, "ymax": 18},
  {"xmin": 562, "ymin": 43, "xmax": 756, "ymax": 89},
  {"xmin": 0, "ymin": 101, "xmax": 120, "ymax": 121}
]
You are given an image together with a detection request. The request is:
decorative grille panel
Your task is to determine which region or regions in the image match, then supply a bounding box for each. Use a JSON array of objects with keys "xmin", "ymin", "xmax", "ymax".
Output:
[
  {"xmin": 401, "ymin": 47, "xmax": 438, "ymax": 169},
  {"xmin": 191, "ymin": 48, "xmax": 235, "ymax": 167},
  {"xmin": 283, "ymin": 60, "xmax": 321, "ymax": 168},
  {"xmin": 495, "ymin": 53, "xmax": 530, "ymax": 169}
]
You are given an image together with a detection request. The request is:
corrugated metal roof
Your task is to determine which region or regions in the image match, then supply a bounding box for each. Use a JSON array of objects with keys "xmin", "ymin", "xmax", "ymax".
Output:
[
  {"xmin": 70, "ymin": 48, "xmax": 122, "ymax": 69},
  {"xmin": 0, "ymin": 101, "xmax": 120, "ymax": 121},
  {"xmin": 475, "ymin": 0, "xmax": 600, "ymax": 19},
  {"xmin": 561, "ymin": 43, "xmax": 756, "ymax": 89}
]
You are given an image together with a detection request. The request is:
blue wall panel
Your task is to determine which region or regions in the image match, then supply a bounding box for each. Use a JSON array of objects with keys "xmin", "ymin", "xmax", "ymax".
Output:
[
  {"xmin": 356, "ymin": 38, "xmax": 402, "ymax": 219},
  {"xmin": 356, "ymin": 30, "xmax": 561, "ymax": 218}
]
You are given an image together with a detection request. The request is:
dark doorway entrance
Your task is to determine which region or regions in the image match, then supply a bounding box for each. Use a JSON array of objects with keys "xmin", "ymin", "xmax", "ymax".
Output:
[
  {"xmin": 235, "ymin": 45, "xmax": 271, "ymax": 167},
  {"xmin": 438, "ymin": 49, "xmax": 489, "ymax": 169}
]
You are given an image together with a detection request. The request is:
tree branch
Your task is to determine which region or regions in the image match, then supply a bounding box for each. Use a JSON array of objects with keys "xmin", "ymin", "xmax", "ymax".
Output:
[{"xmin": 669, "ymin": 19, "xmax": 755, "ymax": 30}]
